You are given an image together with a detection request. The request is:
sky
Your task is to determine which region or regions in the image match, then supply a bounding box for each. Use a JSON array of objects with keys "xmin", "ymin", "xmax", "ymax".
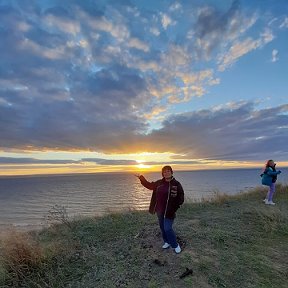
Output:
[{"xmin": 0, "ymin": 0, "xmax": 288, "ymax": 176}]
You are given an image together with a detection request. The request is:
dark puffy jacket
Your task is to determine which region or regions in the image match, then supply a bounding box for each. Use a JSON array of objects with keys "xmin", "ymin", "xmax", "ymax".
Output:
[{"xmin": 139, "ymin": 176, "xmax": 184, "ymax": 219}]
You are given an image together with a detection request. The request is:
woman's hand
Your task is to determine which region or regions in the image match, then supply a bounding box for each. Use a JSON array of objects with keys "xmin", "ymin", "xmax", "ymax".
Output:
[{"xmin": 134, "ymin": 173, "xmax": 141, "ymax": 179}]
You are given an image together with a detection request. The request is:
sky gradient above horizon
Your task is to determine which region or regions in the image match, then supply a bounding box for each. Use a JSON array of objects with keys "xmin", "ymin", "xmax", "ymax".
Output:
[{"xmin": 0, "ymin": 0, "xmax": 288, "ymax": 175}]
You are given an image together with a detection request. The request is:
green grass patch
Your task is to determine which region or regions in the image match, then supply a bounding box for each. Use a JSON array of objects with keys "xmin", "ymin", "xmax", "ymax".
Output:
[{"xmin": 0, "ymin": 185, "xmax": 287, "ymax": 287}]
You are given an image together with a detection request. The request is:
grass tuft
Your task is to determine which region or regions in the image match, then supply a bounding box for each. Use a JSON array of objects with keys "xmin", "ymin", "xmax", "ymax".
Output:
[{"xmin": 0, "ymin": 230, "xmax": 45, "ymax": 286}]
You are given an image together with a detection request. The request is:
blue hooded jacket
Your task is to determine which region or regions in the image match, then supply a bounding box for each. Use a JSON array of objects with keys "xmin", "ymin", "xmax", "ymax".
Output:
[{"xmin": 261, "ymin": 167, "xmax": 281, "ymax": 186}]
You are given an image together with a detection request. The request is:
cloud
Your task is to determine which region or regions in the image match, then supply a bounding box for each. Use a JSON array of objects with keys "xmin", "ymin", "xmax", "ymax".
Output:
[
  {"xmin": 271, "ymin": 49, "xmax": 279, "ymax": 62},
  {"xmin": 1, "ymin": 101, "xmax": 287, "ymax": 163},
  {"xmin": 0, "ymin": 157, "xmax": 138, "ymax": 166},
  {"xmin": 127, "ymin": 38, "xmax": 150, "ymax": 52},
  {"xmin": 160, "ymin": 13, "xmax": 174, "ymax": 29},
  {"xmin": 193, "ymin": 0, "xmax": 246, "ymax": 59},
  {"xmin": 279, "ymin": 17, "xmax": 288, "ymax": 29},
  {"xmin": 0, "ymin": 156, "xmax": 207, "ymax": 167},
  {"xmin": 0, "ymin": 157, "xmax": 77, "ymax": 164},
  {"xmin": 138, "ymin": 102, "xmax": 288, "ymax": 161},
  {"xmin": 191, "ymin": 0, "xmax": 273, "ymax": 73},
  {"xmin": 0, "ymin": 0, "xmax": 285, "ymax": 165},
  {"xmin": 81, "ymin": 158, "xmax": 138, "ymax": 165},
  {"xmin": 144, "ymin": 106, "xmax": 167, "ymax": 119},
  {"xmin": 218, "ymin": 28, "xmax": 274, "ymax": 71}
]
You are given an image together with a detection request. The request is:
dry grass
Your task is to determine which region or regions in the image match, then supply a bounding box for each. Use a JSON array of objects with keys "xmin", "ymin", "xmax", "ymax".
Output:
[{"xmin": 0, "ymin": 230, "xmax": 45, "ymax": 285}]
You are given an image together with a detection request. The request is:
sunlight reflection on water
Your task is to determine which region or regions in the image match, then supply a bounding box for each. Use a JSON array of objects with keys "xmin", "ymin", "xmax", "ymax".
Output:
[{"xmin": 0, "ymin": 168, "xmax": 287, "ymax": 229}]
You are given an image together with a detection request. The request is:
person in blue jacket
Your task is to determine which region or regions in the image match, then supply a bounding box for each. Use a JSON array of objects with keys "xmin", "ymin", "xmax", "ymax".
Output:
[{"xmin": 261, "ymin": 160, "xmax": 281, "ymax": 205}]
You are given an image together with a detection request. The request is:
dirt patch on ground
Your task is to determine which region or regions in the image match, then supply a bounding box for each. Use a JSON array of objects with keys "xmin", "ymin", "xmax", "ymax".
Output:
[{"xmin": 133, "ymin": 225, "xmax": 194, "ymax": 284}]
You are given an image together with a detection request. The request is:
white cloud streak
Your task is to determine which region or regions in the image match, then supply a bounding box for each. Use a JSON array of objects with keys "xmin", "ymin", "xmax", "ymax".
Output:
[{"xmin": 218, "ymin": 29, "xmax": 274, "ymax": 71}]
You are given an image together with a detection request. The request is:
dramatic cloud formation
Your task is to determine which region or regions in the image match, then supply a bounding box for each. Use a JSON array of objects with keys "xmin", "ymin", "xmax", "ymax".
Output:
[
  {"xmin": 142, "ymin": 102, "xmax": 288, "ymax": 161},
  {"xmin": 0, "ymin": 0, "xmax": 287, "ymax": 173}
]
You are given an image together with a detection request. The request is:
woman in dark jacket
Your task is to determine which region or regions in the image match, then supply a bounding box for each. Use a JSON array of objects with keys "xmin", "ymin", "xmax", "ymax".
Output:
[{"xmin": 135, "ymin": 166, "xmax": 184, "ymax": 253}]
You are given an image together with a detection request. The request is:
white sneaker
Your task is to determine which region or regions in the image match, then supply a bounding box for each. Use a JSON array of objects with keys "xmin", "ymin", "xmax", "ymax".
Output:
[
  {"xmin": 263, "ymin": 199, "xmax": 267, "ymax": 203},
  {"xmin": 174, "ymin": 245, "xmax": 181, "ymax": 254},
  {"xmin": 267, "ymin": 201, "xmax": 276, "ymax": 205},
  {"xmin": 162, "ymin": 242, "xmax": 170, "ymax": 249}
]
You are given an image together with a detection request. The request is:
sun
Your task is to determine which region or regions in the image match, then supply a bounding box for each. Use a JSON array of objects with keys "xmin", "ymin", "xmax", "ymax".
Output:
[
  {"xmin": 137, "ymin": 163, "xmax": 151, "ymax": 169},
  {"xmin": 136, "ymin": 160, "xmax": 151, "ymax": 170}
]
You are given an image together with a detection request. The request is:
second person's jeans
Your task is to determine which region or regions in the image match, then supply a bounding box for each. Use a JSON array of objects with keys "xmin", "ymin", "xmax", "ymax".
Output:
[{"xmin": 266, "ymin": 182, "xmax": 276, "ymax": 201}]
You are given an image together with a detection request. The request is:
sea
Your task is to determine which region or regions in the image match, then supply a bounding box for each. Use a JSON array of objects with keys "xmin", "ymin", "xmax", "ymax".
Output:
[{"xmin": 0, "ymin": 168, "xmax": 287, "ymax": 231}]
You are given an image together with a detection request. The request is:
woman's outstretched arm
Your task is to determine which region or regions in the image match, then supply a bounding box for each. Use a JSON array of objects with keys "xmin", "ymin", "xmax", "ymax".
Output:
[{"xmin": 134, "ymin": 174, "xmax": 155, "ymax": 190}]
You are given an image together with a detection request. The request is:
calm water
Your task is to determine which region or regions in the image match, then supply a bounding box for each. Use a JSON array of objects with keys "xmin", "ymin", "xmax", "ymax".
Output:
[{"xmin": 0, "ymin": 168, "xmax": 287, "ymax": 230}]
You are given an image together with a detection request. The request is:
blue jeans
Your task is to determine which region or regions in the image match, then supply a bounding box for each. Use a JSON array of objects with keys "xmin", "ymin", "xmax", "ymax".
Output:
[
  {"xmin": 266, "ymin": 182, "xmax": 276, "ymax": 201},
  {"xmin": 157, "ymin": 213, "xmax": 178, "ymax": 248}
]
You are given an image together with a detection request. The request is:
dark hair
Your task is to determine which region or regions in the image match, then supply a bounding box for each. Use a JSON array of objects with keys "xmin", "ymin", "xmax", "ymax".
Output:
[
  {"xmin": 266, "ymin": 159, "xmax": 274, "ymax": 168},
  {"xmin": 162, "ymin": 165, "xmax": 173, "ymax": 177}
]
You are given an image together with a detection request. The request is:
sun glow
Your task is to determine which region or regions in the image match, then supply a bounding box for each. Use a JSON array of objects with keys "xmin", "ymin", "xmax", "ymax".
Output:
[
  {"xmin": 137, "ymin": 163, "xmax": 152, "ymax": 169},
  {"xmin": 136, "ymin": 160, "xmax": 152, "ymax": 170}
]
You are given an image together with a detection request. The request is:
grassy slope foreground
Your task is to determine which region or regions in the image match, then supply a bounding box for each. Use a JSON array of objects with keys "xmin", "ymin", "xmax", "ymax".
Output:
[{"xmin": 0, "ymin": 185, "xmax": 288, "ymax": 288}]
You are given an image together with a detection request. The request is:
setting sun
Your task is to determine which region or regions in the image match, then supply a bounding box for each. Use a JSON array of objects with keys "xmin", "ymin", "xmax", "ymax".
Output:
[
  {"xmin": 137, "ymin": 163, "xmax": 152, "ymax": 169},
  {"xmin": 136, "ymin": 160, "xmax": 152, "ymax": 170}
]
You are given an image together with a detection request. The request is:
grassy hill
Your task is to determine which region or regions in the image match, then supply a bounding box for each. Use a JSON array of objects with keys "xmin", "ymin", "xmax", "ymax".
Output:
[{"xmin": 0, "ymin": 185, "xmax": 288, "ymax": 288}]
